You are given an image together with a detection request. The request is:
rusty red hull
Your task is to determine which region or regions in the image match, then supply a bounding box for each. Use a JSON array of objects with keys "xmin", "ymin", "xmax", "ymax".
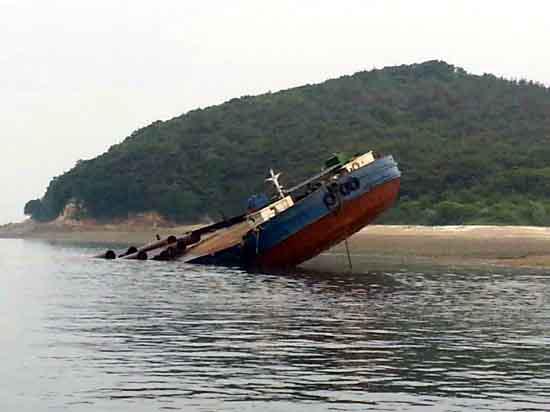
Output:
[{"xmin": 252, "ymin": 178, "xmax": 400, "ymax": 268}]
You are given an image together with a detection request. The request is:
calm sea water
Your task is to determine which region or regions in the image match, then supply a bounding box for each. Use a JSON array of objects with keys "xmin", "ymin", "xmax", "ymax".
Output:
[{"xmin": 1, "ymin": 239, "xmax": 549, "ymax": 412}]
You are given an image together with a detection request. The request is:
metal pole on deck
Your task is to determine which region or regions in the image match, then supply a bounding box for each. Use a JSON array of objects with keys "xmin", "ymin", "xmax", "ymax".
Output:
[{"xmin": 344, "ymin": 238, "xmax": 353, "ymax": 272}]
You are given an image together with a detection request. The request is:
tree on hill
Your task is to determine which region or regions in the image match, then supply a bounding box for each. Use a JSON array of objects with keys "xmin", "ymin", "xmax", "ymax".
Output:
[{"xmin": 25, "ymin": 60, "xmax": 550, "ymax": 225}]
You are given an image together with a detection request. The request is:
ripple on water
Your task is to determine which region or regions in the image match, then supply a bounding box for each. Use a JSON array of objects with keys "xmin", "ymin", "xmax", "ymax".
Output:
[{"xmin": 1, "ymin": 240, "xmax": 550, "ymax": 411}]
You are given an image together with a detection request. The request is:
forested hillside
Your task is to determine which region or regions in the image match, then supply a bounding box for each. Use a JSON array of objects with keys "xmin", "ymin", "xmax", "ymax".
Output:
[{"xmin": 25, "ymin": 61, "xmax": 550, "ymax": 225}]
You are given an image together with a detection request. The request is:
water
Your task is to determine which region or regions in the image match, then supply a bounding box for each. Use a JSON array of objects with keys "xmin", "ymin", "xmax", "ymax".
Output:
[{"xmin": 1, "ymin": 239, "xmax": 549, "ymax": 411}]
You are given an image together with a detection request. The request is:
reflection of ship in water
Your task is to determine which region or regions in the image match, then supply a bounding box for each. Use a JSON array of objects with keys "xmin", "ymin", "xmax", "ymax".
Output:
[{"xmin": 98, "ymin": 150, "xmax": 401, "ymax": 269}]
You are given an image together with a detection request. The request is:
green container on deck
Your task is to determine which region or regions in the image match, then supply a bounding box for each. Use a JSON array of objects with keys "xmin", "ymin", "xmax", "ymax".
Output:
[{"xmin": 324, "ymin": 152, "xmax": 352, "ymax": 169}]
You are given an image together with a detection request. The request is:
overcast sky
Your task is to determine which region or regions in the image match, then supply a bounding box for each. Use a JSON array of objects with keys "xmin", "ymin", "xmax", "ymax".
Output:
[{"xmin": 1, "ymin": 0, "xmax": 548, "ymax": 224}]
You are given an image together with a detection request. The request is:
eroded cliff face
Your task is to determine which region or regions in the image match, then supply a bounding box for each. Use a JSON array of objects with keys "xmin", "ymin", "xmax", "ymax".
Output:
[
  {"xmin": 56, "ymin": 199, "xmax": 87, "ymax": 223},
  {"xmin": 55, "ymin": 203, "xmax": 173, "ymax": 229}
]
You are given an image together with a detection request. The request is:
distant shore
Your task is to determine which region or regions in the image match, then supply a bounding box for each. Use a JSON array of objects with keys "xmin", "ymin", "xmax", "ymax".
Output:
[
  {"xmin": 304, "ymin": 225, "xmax": 550, "ymax": 272},
  {"xmin": 2, "ymin": 221, "xmax": 550, "ymax": 270},
  {"xmin": 0, "ymin": 219, "xmax": 198, "ymax": 245}
]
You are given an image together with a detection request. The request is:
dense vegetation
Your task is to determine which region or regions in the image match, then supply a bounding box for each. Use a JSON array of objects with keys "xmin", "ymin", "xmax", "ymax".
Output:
[{"xmin": 25, "ymin": 61, "xmax": 550, "ymax": 225}]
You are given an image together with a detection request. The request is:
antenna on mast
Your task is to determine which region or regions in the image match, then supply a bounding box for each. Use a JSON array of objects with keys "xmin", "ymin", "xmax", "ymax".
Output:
[{"xmin": 266, "ymin": 168, "xmax": 285, "ymax": 199}]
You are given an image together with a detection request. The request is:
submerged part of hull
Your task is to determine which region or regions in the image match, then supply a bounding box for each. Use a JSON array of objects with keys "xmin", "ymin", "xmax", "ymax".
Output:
[{"xmin": 252, "ymin": 178, "xmax": 400, "ymax": 268}]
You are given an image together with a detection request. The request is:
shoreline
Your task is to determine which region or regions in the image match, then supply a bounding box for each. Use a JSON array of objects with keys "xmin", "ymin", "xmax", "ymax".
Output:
[
  {"xmin": 3, "ymin": 222, "xmax": 550, "ymax": 269},
  {"xmin": 0, "ymin": 219, "xmax": 199, "ymax": 244}
]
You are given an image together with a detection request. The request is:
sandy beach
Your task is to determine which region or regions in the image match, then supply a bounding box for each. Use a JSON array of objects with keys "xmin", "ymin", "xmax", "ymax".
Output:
[
  {"xmin": 3, "ymin": 221, "xmax": 550, "ymax": 270},
  {"xmin": 305, "ymin": 225, "xmax": 550, "ymax": 272}
]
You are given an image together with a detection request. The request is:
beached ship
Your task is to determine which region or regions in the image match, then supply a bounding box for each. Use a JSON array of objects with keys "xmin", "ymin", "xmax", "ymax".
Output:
[{"xmin": 98, "ymin": 151, "xmax": 401, "ymax": 269}]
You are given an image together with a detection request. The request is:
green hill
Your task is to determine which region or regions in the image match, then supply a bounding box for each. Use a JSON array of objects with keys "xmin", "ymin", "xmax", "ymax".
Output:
[{"xmin": 25, "ymin": 60, "xmax": 550, "ymax": 225}]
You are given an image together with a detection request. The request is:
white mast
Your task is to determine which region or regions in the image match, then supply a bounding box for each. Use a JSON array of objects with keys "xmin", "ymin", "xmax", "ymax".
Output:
[{"xmin": 266, "ymin": 168, "xmax": 285, "ymax": 199}]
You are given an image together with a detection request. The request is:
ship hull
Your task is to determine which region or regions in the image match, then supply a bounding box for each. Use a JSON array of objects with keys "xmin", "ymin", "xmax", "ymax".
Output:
[
  {"xmin": 252, "ymin": 178, "xmax": 400, "ymax": 268},
  {"xmin": 190, "ymin": 155, "xmax": 401, "ymax": 269}
]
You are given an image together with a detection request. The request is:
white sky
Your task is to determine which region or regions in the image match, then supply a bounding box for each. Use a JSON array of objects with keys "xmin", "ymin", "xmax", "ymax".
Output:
[{"xmin": 1, "ymin": 0, "xmax": 548, "ymax": 224}]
